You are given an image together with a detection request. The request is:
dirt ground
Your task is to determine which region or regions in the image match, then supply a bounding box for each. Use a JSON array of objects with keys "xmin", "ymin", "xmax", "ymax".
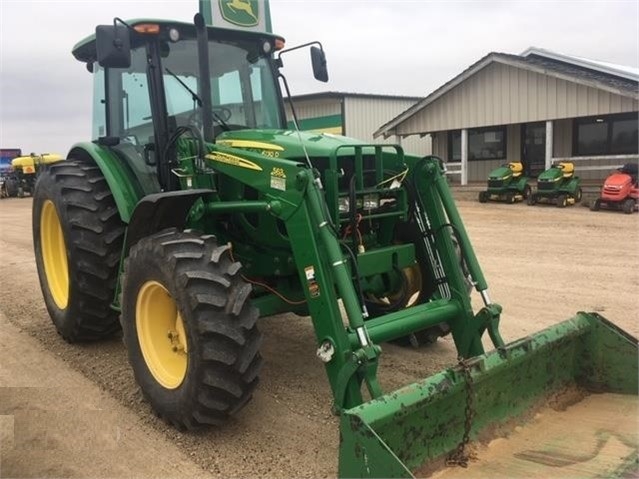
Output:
[{"xmin": 0, "ymin": 195, "xmax": 637, "ymax": 478}]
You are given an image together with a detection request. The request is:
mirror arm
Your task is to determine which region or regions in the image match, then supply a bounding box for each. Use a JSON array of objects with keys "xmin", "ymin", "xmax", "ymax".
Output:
[{"xmin": 276, "ymin": 41, "xmax": 324, "ymax": 63}]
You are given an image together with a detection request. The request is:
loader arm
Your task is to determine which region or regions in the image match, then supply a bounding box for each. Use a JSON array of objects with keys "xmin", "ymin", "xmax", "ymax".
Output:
[{"xmin": 176, "ymin": 141, "xmax": 506, "ymax": 411}]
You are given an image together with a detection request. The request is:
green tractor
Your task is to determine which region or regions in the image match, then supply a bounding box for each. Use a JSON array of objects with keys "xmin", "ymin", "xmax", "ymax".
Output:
[
  {"xmin": 527, "ymin": 161, "xmax": 583, "ymax": 207},
  {"xmin": 32, "ymin": 15, "xmax": 637, "ymax": 478},
  {"xmin": 478, "ymin": 161, "xmax": 531, "ymax": 204}
]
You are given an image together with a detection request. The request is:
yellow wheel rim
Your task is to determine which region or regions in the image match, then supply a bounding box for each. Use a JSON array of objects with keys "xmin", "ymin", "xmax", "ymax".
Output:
[
  {"xmin": 136, "ymin": 281, "xmax": 188, "ymax": 389},
  {"xmin": 40, "ymin": 200, "xmax": 69, "ymax": 309}
]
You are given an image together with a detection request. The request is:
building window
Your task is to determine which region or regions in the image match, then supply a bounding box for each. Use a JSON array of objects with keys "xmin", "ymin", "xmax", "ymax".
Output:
[
  {"xmin": 448, "ymin": 126, "xmax": 507, "ymax": 161},
  {"xmin": 574, "ymin": 113, "xmax": 638, "ymax": 156}
]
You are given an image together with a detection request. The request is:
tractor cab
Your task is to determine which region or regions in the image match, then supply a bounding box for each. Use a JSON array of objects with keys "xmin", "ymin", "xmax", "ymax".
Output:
[{"xmin": 72, "ymin": 19, "xmax": 289, "ymax": 191}]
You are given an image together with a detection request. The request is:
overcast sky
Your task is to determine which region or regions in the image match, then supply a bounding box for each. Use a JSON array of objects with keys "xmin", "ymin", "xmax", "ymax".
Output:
[{"xmin": 0, "ymin": 0, "xmax": 637, "ymax": 155}]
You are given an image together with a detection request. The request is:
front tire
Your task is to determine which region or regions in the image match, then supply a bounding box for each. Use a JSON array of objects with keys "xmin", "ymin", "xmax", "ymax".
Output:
[
  {"xmin": 557, "ymin": 194, "xmax": 568, "ymax": 208},
  {"xmin": 121, "ymin": 229, "xmax": 262, "ymax": 429},
  {"xmin": 33, "ymin": 160, "xmax": 125, "ymax": 342}
]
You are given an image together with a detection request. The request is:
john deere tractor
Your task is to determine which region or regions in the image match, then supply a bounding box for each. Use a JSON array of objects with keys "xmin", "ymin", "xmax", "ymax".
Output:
[
  {"xmin": 478, "ymin": 161, "xmax": 531, "ymax": 204},
  {"xmin": 527, "ymin": 161, "xmax": 583, "ymax": 207},
  {"xmin": 33, "ymin": 15, "xmax": 637, "ymax": 478}
]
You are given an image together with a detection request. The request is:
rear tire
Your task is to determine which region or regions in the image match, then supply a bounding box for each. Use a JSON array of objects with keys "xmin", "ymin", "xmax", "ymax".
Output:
[
  {"xmin": 574, "ymin": 188, "xmax": 583, "ymax": 203},
  {"xmin": 622, "ymin": 198, "xmax": 636, "ymax": 214},
  {"xmin": 121, "ymin": 229, "xmax": 262, "ymax": 429},
  {"xmin": 590, "ymin": 199, "xmax": 601, "ymax": 211},
  {"xmin": 33, "ymin": 160, "xmax": 125, "ymax": 342},
  {"xmin": 522, "ymin": 184, "xmax": 532, "ymax": 199},
  {"xmin": 527, "ymin": 193, "xmax": 537, "ymax": 206}
]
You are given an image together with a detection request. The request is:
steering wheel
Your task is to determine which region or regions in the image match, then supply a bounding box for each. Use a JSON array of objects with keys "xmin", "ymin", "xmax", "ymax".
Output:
[{"xmin": 187, "ymin": 107, "xmax": 233, "ymax": 129}]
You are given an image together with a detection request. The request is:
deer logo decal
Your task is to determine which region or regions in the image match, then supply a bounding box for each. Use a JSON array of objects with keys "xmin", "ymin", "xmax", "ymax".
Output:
[{"xmin": 219, "ymin": 0, "xmax": 260, "ymax": 27}]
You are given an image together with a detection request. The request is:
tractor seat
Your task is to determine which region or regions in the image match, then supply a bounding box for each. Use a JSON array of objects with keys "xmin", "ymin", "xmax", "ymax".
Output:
[
  {"xmin": 508, "ymin": 162, "xmax": 524, "ymax": 177},
  {"xmin": 558, "ymin": 162, "xmax": 574, "ymax": 178}
]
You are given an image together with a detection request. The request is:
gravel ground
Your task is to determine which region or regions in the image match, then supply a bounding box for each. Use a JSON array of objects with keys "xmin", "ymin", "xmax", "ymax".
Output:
[{"xmin": 0, "ymin": 195, "xmax": 636, "ymax": 478}]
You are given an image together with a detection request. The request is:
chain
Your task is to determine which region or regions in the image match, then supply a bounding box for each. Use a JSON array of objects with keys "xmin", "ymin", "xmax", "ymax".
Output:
[{"xmin": 446, "ymin": 357, "xmax": 475, "ymax": 468}]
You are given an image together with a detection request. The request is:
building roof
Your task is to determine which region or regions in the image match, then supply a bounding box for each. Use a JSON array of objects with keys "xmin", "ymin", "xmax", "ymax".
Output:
[
  {"xmin": 374, "ymin": 48, "xmax": 639, "ymax": 138},
  {"xmin": 521, "ymin": 47, "xmax": 639, "ymax": 82},
  {"xmin": 291, "ymin": 91, "xmax": 423, "ymax": 102}
]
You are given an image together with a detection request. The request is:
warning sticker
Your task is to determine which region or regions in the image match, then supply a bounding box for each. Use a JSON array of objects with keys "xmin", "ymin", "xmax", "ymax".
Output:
[
  {"xmin": 304, "ymin": 266, "xmax": 315, "ymax": 280},
  {"xmin": 270, "ymin": 176, "xmax": 286, "ymax": 191},
  {"xmin": 304, "ymin": 266, "xmax": 320, "ymax": 298}
]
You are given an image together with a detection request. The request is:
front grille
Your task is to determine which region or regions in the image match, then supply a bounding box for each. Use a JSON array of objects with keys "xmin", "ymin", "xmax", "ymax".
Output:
[
  {"xmin": 538, "ymin": 181, "xmax": 555, "ymax": 191},
  {"xmin": 603, "ymin": 187, "xmax": 623, "ymax": 197},
  {"xmin": 488, "ymin": 179, "xmax": 503, "ymax": 188}
]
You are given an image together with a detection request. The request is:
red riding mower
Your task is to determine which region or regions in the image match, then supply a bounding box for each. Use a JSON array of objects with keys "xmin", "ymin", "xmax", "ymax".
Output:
[{"xmin": 590, "ymin": 163, "xmax": 638, "ymax": 214}]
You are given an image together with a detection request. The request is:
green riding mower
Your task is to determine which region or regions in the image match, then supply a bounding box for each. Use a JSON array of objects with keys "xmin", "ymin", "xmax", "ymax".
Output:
[
  {"xmin": 527, "ymin": 161, "xmax": 583, "ymax": 207},
  {"xmin": 31, "ymin": 15, "xmax": 637, "ymax": 478},
  {"xmin": 478, "ymin": 161, "xmax": 531, "ymax": 204}
]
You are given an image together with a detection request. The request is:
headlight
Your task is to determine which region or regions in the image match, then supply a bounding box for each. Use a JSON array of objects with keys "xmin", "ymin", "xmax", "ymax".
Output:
[
  {"xmin": 168, "ymin": 28, "xmax": 180, "ymax": 42},
  {"xmin": 363, "ymin": 194, "xmax": 379, "ymax": 210},
  {"xmin": 338, "ymin": 197, "xmax": 350, "ymax": 213}
]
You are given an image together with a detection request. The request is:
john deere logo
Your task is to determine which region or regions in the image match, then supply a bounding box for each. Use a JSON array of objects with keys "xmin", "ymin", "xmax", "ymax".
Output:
[{"xmin": 219, "ymin": 0, "xmax": 259, "ymax": 27}]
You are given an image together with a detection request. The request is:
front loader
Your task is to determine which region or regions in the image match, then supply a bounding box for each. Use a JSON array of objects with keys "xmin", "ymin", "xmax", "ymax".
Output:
[{"xmin": 33, "ymin": 16, "xmax": 637, "ymax": 478}]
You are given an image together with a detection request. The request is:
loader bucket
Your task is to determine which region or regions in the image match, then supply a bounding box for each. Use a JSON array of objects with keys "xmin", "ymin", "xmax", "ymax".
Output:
[{"xmin": 339, "ymin": 312, "xmax": 638, "ymax": 478}]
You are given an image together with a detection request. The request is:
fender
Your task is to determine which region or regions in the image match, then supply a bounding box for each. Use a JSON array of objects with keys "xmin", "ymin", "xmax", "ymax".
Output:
[
  {"xmin": 124, "ymin": 189, "xmax": 215, "ymax": 252},
  {"xmin": 67, "ymin": 142, "xmax": 148, "ymax": 223}
]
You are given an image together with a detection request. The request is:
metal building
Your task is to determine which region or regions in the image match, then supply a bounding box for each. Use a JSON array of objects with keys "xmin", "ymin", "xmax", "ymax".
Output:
[
  {"xmin": 285, "ymin": 92, "xmax": 431, "ymax": 156},
  {"xmin": 375, "ymin": 48, "xmax": 638, "ymax": 184}
]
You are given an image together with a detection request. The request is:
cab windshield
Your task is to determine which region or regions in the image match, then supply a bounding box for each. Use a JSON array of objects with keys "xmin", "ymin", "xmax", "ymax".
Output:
[
  {"xmin": 162, "ymin": 38, "xmax": 283, "ymax": 131},
  {"xmin": 100, "ymin": 35, "xmax": 283, "ymax": 147}
]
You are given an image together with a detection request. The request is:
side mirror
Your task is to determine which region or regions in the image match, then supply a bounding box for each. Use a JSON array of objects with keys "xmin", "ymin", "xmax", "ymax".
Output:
[
  {"xmin": 96, "ymin": 24, "xmax": 131, "ymax": 68},
  {"xmin": 310, "ymin": 46, "xmax": 328, "ymax": 83}
]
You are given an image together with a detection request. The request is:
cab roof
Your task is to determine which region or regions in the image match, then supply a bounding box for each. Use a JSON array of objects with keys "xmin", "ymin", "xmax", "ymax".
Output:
[{"xmin": 72, "ymin": 18, "xmax": 282, "ymax": 64}]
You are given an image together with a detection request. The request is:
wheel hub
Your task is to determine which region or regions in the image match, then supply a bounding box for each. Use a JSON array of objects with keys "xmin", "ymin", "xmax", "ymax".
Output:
[
  {"xmin": 136, "ymin": 281, "xmax": 188, "ymax": 389},
  {"xmin": 40, "ymin": 200, "xmax": 69, "ymax": 309}
]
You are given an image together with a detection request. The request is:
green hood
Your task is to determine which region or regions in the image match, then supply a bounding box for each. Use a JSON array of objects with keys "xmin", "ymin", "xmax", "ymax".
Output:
[
  {"xmin": 537, "ymin": 166, "xmax": 563, "ymax": 182},
  {"xmin": 488, "ymin": 165, "xmax": 513, "ymax": 181},
  {"xmin": 215, "ymin": 129, "xmax": 370, "ymax": 159}
]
